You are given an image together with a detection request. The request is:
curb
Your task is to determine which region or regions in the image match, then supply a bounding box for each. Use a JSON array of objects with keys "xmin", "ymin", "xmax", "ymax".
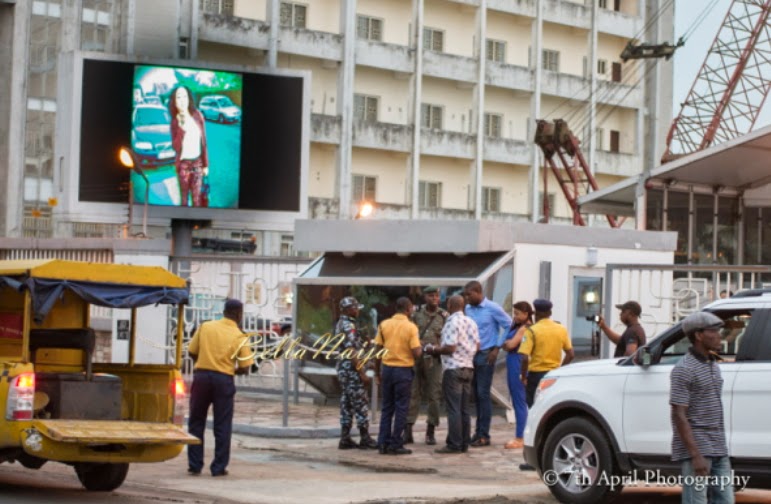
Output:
[{"xmin": 207, "ymin": 419, "xmax": 340, "ymax": 439}]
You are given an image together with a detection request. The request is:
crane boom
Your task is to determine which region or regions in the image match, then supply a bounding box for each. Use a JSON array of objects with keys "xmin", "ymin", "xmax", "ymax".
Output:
[{"xmin": 662, "ymin": 0, "xmax": 771, "ymax": 162}]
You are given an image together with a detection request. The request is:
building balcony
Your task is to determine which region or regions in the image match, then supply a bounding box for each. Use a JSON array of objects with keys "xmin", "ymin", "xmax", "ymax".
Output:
[
  {"xmin": 278, "ymin": 26, "xmax": 343, "ymax": 60},
  {"xmin": 484, "ymin": 137, "xmax": 532, "ymax": 165},
  {"xmin": 355, "ymin": 39, "xmax": 413, "ymax": 74},
  {"xmin": 421, "ymin": 128, "xmax": 476, "ymax": 159},
  {"xmin": 352, "ymin": 120, "xmax": 413, "ymax": 152},
  {"xmin": 594, "ymin": 150, "xmax": 642, "ymax": 177},
  {"xmin": 199, "ymin": 13, "xmax": 270, "ymax": 49},
  {"xmin": 542, "ymin": 71, "xmax": 641, "ymax": 109},
  {"xmin": 486, "ymin": 62, "xmax": 533, "ymax": 91},
  {"xmin": 311, "ymin": 114, "xmax": 341, "ymax": 144},
  {"xmin": 423, "ymin": 51, "xmax": 478, "ymax": 83},
  {"xmin": 597, "ymin": 8, "xmax": 642, "ymax": 38}
]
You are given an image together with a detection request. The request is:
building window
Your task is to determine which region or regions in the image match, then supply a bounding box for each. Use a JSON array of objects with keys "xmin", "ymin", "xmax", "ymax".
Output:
[
  {"xmin": 419, "ymin": 181, "xmax": 442, "ymax": 209},
  {"xmin": 596, "ymin": 127, "xmax": 605, "ymax": 151},
  {"xmin": 610, "ymin": 130, "xmax": 620, "ymax": 153},
  {"xmin": 200, "ymin": 0, "xmax": 234, "ymax": 15},
  {"xmin": 484, "ymin": 113, "xmax": 502, "ymax": 138},
  {"xmin": 354, "ymin": 94, "xmax": 378, "ymax": 122},
  {"xmin": 178, "ymin": 37, "xmax": 189, "ymax": 59},
  {"xmin": 280, "ymin": 2, "xmax": 307, "ymax": 28},
  {"xmin": 542, "ymin": 49, "xmax": 560, "ymax": 72},
  {"xmin": 486, "ymin": 39, "xmax": 506, "ymax": 63},
  {"xmin": 599, "ymin": 0, "xmax": 608, "ymax": 7},
  {"xmin": 423, "ymin": 28, "xmax": 444, "ymax": 52},
  {"xmin": 597, "ymin": 59, "xmax": 607, "ymax": 75},
  {"xmin": 356, "ymin": 15, "xmax": 383, "ymax": 41},
  {"xmin": 482, "ymin": 187, "xmax": 501, "ymax": 213},
  {"xmin": 420, "ymin": 103, "xmax": 443, "ymax": 129},
  {"xmin": 353, "ymin": 174, "xmax": 377, "ymax": 202},
  {"xmin": 280, "ymin": 235, "xmax": 294, "ymax": 256}
]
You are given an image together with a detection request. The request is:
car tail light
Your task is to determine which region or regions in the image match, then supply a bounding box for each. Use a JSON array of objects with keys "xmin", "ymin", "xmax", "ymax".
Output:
[
  {"xmin": 6, "ymin": 373, "xmax": 35, "ymax": 421},
  {"xmin": 172, "ymin": 377, "xmax": 187, "ymax": 426}
]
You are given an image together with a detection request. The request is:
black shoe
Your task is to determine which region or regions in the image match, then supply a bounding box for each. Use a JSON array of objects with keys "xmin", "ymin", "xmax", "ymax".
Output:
[
  {"xmin": 519, "ymin": 463, "xmax": 536, "ymax": 471},
  {"xmin": 434, "ymin": 446, "xmax": 462, "ymax": 454},
  {"xmin": 389, "ymin": 447, "xmax": 412, "ymax": 455},
  {"xmin": 425, "ymin": 424, "xmax": 437, "ymax": 445},
  {"xmin": 358, "ymin": 427, "xmax": 378, "ymax": 449},
  {"xmin": 187, "ymin": 468, "xmax": 201, "ymax": 476},
  {"xmin": 378, "ymin": 445, "xmax": 388, "ymax": 455},
  {"xmin": 211, "ymin": 470, "xmax": 229, "ymax": 477},
  {"xmin": 403, "ymin": 423, "xmax": 414, "ymax": 444},
  {"xmin": 470, "ymin": 437, "xmax": 490, "ymax": 447},
  {"xmin": 339, "ymin": 426, "xmax": 358, "ymax": 450}
]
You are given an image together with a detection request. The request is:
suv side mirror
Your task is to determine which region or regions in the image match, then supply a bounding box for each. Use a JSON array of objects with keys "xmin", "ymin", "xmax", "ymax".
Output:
[{"xmin": 636, "ymin": 347, "xmax": 652, "ymax": 368}]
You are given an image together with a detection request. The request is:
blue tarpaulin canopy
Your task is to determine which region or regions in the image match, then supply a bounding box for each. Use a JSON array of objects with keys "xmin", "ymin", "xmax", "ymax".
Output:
[{"xmin": 0, "ymin": 260, "xmax": 189, "ymax": 324}]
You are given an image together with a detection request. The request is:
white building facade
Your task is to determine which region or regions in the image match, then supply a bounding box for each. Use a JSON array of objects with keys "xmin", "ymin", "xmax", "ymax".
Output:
[{"xmin": 0, "ymin": 0, "xmax": 674, "ymax": 252}]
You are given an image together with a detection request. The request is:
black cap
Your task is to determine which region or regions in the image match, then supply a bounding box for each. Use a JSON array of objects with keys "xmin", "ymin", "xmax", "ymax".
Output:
[
  {"xmin": 615, "ymin": 301, "xmax": 642, "ymax": 317},
  {"xmin": 533, "ymin": 298, "xmax": 553, "ymax": 312},
  {"xmin": 224, "ymin": 299, "xmax": 243, "ymax": 312}
]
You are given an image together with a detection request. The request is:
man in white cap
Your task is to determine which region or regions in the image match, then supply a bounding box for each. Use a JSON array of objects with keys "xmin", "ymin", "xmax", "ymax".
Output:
[{"xmin": 671, "ymin": 312, "xmax": 733, "ymax": 504}]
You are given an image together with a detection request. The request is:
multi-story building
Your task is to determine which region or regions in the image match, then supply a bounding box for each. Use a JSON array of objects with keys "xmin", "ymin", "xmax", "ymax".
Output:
[{"xmin": 0, "ymin": 0, "xmax": 674, "ymax": 254}]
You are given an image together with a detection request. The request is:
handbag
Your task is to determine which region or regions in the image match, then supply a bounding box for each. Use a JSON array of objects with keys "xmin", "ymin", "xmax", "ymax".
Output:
[{"xmin": 200, "ymin": 173, "xmax": 210, "ymax": 207}]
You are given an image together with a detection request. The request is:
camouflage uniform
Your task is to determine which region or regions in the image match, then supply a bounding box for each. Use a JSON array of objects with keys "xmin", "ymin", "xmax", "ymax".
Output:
[
  {"xmin": 407, "ymin": 305, "xmax": 448, "ymax": 427},
  {"xmin": 336, "ymin": 314, "xmax": 370, "ymax": 429}
]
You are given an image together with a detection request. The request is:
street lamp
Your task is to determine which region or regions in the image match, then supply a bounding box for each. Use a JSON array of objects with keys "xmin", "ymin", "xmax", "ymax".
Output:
[
  {"xmin": 354, "ymin": 201, "xmax": 374, "ymax": 219},
  {"xmin": 118, "ymin": 147, "xmax": 149, "ymax": 237}
]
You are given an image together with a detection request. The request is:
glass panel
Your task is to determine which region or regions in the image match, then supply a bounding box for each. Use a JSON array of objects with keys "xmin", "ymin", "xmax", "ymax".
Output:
[
  {"xmin": 571, "ymin": 276, "xmax": 602, "ymax": 357},
  {"xmin": 646, "ymin": 189, "xmax": 663, "ymax": 231},
  {"xmin": 667, "ymin": 191, "xmax": 689, "ymax": 264},
  {"xmin": 313, "ymin": 252, "xmax": 507, "ymax": 278},
  {"xmin": 692, "ymin": 193, "xmax": 713, "ymax": 264},
  {"xmin": 716, "ymin": 196, "xmax": 737, "ymax": 265}
]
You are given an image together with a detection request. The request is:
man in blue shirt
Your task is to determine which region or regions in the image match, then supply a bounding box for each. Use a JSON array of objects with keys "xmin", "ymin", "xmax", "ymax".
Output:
[{"xmin": 463, "ymin": 280, "xmax": 512, "ymax": 447}]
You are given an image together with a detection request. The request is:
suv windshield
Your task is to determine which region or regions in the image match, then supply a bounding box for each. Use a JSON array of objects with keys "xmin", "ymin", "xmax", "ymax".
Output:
[{"xmin": 135, "ymin": 107, "xmax": 170, "ymax": 126}]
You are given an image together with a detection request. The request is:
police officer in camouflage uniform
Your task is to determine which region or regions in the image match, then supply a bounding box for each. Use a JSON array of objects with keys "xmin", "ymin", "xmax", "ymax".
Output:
[
  {"xmin": 405, "ymin": 286, "xmax": 448, "ymax": 445},
  {"xmin": 336, "ymin": 296, "xmax": 378, "ymax": 450}
]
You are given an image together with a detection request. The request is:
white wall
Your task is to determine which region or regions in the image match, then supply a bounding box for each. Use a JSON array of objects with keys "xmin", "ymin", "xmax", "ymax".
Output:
[
  {"xmin": 355, "ymin": 67, "xmax": 410, "ymax": 124},
  {"xmin": 280, "ymin": 54, "xmax": 338, "ymax": 115},
  {"xmin": 422, "ymin": 76, "xmax": 473, "ymax": 133},
  {"xmin": 481, "ymin": 162, "xmax": 529, "ymax": 214},
  {"xmin": 484, "ymin": 86, "xmax": 530, "ymax": 140},
  {"xmin": 424, "ymin": 0, "xmax": 476, "ymax": 57},
  {"xmin": 309, "ymin": 144, "xmax": 336, "ymax": 198},
  {"xmin": 542, "ymin": 21, "xmax": 588, "ymax": 77},
  {"xmin": 420, "ymin": 155, "xmax": 470, "ymax": 210},
  {"xmin": 134, "ymin": 0, "xmax": 177, "ymax": 58},
  {"xmin": 486, "ymin": 10, "xmax": 531, "ymax": 67},
  {"xmin": 351, "ymin": 148, "xmax": 408, "ymax": 205},
  {"xmin": 234, "ymin": 0, "xmax": 266, "ymax": 20},
  {"xmin": 111, "ymin": 253, "xmax": 174, "ymax": 364}
]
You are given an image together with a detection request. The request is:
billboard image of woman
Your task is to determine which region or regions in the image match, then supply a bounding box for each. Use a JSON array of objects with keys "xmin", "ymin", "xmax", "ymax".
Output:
[{"xmin": 130, "ymin": 65, "xmax": 242, "ymax": 208}]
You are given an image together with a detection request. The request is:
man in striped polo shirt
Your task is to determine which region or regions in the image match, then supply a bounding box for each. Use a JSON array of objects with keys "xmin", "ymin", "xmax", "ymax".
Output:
[{"xmin": 670, "ymin": 312, "xmax": 734, "ymax": 504}]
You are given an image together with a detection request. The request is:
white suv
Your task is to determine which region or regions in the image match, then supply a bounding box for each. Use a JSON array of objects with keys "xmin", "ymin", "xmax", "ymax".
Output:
[{"xmin": 523, "ymin": 291, "xmax": 771, "ymax": 503}]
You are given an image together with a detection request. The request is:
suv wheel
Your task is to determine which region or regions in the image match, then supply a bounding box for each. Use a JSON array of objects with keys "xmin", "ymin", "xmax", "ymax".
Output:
[
  {"xmin": 218, "ymin": 113, "xmax": 225, "ymax": 123},
  {"xmin": 542, "ymin": 417, "xmax": 621, "ymax": 504}
]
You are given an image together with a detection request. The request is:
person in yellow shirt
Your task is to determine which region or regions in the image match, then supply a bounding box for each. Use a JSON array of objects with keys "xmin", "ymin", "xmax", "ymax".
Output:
[
  {"xmin": 518, "ymin": 298, "xmax": 573, "ymax": 472},
  {"xmin": 518, "ymin": 298, "xmax": 574, "ymax": 408},
  {"xmin": 374, "ymin": 297, "xmax": 422, "ymax": 455},
  {"xmin": 187, "ymin": 299, "xmax": 254, "ymax": 477}
]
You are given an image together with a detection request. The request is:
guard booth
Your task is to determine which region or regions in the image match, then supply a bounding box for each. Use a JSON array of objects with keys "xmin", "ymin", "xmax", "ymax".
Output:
[{"xmin": 292, "ymin": 220, "xmax": 677, "ymax": 401}]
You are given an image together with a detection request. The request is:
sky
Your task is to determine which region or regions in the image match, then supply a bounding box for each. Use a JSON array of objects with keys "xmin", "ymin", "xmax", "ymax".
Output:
[{"xmin": 672, "ymin": 0, "xmax": 771, "ymax": 129}]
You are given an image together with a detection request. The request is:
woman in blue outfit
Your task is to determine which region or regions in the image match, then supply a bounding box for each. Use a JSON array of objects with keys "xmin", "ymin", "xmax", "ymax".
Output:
[{"xmin": 501, "ymin": 301, "xmax": 533, "ymax": 449}]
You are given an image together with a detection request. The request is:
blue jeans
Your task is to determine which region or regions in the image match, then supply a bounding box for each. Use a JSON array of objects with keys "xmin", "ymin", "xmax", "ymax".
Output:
[
  {"xmin": 680, "ymin": 456, "xmax": 735, "ymax": 504},
  {"xmin": 377, "ymin": 365, "xmax": 414, "ymax": 450},
  {"xmin": 188, "ymin": 370, "xmax": 236, "ymax": 475},
  {"xmin": 472, "ymin": 350, "xmax": 495, "ymax": 440},
  {"xmin": 443, "ymin": 367, "xmax": 473, "ymax": 451},
  {"xmin": 505, "ymin": 352, "xmax": 528, "ymax": 438}
]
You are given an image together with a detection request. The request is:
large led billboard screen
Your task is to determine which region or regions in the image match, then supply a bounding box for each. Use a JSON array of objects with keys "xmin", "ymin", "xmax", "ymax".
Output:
[{"xmin": 77, "ymin": 57, "xmax": 306, "ymax": 219}]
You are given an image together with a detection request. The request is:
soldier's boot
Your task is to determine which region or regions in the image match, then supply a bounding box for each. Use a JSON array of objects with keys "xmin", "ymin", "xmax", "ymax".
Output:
[
  {"xmin": 358, "ymin": 426, "xmax": 378, "ymax": 449},
  {"xmin": 338, "ymin": 426, "xmax": 358, "ymax": 450},
  {"xmin": 425, "ymin": 424, "xmax": 437, "ymax": 445},
  {"xmin": 403, "ymin": 423, "xmax": 414, "ymax": 444}
]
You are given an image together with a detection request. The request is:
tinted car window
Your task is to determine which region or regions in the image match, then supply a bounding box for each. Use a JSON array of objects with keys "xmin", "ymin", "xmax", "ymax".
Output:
[{"xmin": 659, "ymin": 309, "xmax": 755, "ymax": 364}]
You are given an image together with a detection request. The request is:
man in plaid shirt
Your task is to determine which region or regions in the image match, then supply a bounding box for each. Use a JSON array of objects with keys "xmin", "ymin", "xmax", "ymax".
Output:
[{"xmin": 425, "ymin": 295, "xmax": 480, "ymax": 453}]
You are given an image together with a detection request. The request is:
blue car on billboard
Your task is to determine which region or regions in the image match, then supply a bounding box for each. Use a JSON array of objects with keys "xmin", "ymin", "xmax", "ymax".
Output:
[
  {"xmin": 131, "ymin": 104, "xmax": 175, "ymax": 166},
  {"xmin": 199, "ymin": 95, "xmax": 242, "ymax": 124}
]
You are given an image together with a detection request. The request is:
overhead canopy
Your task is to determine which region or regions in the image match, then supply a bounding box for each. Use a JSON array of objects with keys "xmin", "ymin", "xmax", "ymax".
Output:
[
  {"xmin": 0, "ymin": 260, "xmax": 189, "ymax": 323},
  {"xmin": 579, "ymin": 124, "xmax": 771, "ymax": 215}
]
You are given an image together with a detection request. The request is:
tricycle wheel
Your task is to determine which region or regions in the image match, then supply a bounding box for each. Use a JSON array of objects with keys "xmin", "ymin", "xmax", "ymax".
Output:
[{"xmin": 75, "ymin": 462, "xmax": 129, "ymax": 491}]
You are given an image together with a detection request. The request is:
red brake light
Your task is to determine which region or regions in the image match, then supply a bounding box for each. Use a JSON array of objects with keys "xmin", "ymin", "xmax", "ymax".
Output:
[
  {"xmin": 174, "ymin": 378, "xmax": 186, "ymax": 397},
  {"xmin": 17, "ymin": 373, "xmax": 35, "ymax": 389}
]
